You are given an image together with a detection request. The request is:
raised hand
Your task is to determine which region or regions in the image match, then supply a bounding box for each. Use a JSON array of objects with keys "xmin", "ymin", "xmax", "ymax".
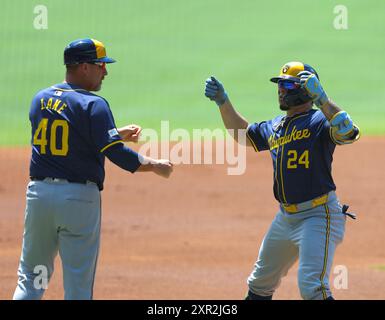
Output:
[
  {"xmin": 298, "ymin": 71, "xmax": 328, "ymax": 107},
  {"xmin": 204, "ymin": 76, "xmax": 228, "ymax": 107}
]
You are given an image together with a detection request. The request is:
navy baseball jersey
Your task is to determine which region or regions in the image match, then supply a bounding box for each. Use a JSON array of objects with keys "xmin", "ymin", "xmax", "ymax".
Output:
[
  {"xmin": 29, "ymin": 82, "xmax": 141, "ymax": 190},
  {"xmin": 247, "ymin": 109, "xmax": 336, "ymax": 204}
]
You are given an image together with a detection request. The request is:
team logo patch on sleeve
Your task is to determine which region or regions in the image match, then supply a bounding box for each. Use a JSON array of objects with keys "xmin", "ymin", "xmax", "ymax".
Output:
[{"xmin": 108, "ymin": 128, "xmax": 119, "ymax": 138}]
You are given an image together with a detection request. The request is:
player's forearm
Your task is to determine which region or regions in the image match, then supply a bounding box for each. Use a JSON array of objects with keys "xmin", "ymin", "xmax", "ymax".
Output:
[
  {"xmin": 218, "ymin": 99, "xmax": 249, "ymax": 142},
  {"xmin": 136, "ymin": 156, "xmax": 173, "ymax": 178},
  {"xmin": 299, "ymin": 70, "xmax": 356, "ymax": 129},
  {"xmin": 319, "ymin": 99, "xmax": 342, "ymax": 121},
  {"xmin": 299, "ymin": 72, "xmax": 360, "ymax": 143},
  {"xmin": 219, "ymin": 99, "xmax": 249, "ymax": 130},
  {"xmin": 204, "ymin": 77, "xmax": 250, "ymax": 143},
  {"xmin": 104, "ymin": 143, "xmax": 142, "ymax": 173},
  {"xmin": 320, "ymin": 100, "xmax": 360, "ymax": 143},
  {"xmin": 135, "ymin": 156, "xmax": 157, "ymax": 172}
]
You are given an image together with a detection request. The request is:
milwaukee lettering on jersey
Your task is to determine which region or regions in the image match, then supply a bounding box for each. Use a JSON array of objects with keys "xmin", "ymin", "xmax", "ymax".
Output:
[{"xmin": 268, "ymin": 126, "xmax": 311, "ymax": 150}]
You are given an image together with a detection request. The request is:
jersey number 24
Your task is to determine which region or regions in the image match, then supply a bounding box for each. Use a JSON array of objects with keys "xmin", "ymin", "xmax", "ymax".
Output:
[
  {"xmin": 287, "ymin": 150, "xmax": 309, "ymax": 169},
  {"xmin": 33, "ymin": 118, "xmax": 69, "ymax": 156}
]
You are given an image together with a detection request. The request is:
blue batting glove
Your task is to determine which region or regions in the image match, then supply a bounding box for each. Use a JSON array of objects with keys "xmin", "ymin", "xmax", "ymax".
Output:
[
  {"xmin": 204, "ymin": 76, "xmax": 228, "ymax": 107},
  {"xmin": 298, "ymin": 71, "xmax": 329, "ymax": 107},
  {"xmin": 330, "ymin": 111, "xmax": 354, "ymax": 136}
]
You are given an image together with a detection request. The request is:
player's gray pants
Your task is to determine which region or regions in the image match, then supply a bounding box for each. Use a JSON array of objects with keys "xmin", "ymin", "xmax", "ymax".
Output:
[
  {"xmin": 247, "ymin": 191, "xmax": 346, "ymax": 300},
  {"xmin": 13, "ymin": 179, "xmax": 101, "ymax": 300}
]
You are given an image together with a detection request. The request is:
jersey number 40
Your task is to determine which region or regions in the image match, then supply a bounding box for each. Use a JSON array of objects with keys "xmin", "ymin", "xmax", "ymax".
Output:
[{"xmin": 33, "ymin": 118, "xmax": 69, "ymax": 156}]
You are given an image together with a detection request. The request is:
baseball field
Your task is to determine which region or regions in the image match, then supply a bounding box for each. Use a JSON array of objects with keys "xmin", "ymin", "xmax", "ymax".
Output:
[{"xmin": 1, "ymin": 0, "xmax": 385, "ymax": 299}]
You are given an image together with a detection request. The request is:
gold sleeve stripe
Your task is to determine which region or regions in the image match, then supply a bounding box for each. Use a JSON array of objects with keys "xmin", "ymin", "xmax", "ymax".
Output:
[
  {"xmin": 100, "ymin": 140, "xmax": 123, "ymax": 153},
  {"xmin": 329, "ymin": 127, "xmax": 341, "ymax": 145},
  {"xmin": 329, "ymin": 125, "xmax": 361, "ymax": 145},
  {"xmin": 246, "ymin": 130, "xmax": 259, "ymax": 152}
]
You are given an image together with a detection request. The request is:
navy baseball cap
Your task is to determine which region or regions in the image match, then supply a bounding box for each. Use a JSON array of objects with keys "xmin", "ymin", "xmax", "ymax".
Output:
[{"xmin": 64, "ymin": 38, "xmax": 116, "ymax": 65}]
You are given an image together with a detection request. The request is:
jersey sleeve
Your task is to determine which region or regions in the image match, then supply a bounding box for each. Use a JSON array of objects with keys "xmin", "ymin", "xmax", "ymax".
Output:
[
  {"xmin": 246, "ymin": 122, "xmax": 270, "ymax": 152},
  {"xmin": 89, "ymin": 98, "xmax": 123, "ymax": 153},
  {"xmin": 104, "ymin": 143, "xmax": 142, "ymax": 173}
]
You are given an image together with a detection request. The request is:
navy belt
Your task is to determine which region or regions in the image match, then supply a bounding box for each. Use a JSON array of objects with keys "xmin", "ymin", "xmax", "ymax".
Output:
[{"xmin": 30, "ymin": 176, "xmax": 100, "ymax": 189}]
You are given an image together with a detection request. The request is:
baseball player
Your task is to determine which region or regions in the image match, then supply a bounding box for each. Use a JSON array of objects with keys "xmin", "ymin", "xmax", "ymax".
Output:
[
  {"xmin": 13, "ymin": 38, "xmax": 173, "ymax": 300},
  {"xmin": 204, "ymin": 61, "xmax": 360, "ymax": 300}
]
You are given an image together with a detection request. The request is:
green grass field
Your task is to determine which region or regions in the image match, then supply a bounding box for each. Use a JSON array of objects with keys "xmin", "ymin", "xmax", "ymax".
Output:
[{"xmin": 1, "ymin": 0, "xmax": 385, "ymax": 145}]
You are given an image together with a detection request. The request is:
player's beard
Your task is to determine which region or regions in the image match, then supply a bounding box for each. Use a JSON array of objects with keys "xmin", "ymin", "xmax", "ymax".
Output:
[{"xmin": 279, "ymin": 97, "xmax": 290, "ymax": 111}]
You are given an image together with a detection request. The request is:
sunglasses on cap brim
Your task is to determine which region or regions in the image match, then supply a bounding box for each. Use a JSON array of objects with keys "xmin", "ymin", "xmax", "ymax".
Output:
[
  {"xmin": 278, "ymin": 80, "xmax": 301, "ymax": 90},
  {"xmin": 89, "ymin": 61, "xmax": 106, "ymax": 68}
]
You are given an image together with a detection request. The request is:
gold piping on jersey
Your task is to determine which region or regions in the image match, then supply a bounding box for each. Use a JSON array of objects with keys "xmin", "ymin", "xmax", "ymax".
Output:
[
  {"xmin": 100, "ymin": 140, "xmax": 123, "ymax": 153},
  {"xmin": 320, "ymin": 204, "xmax": 331, "ymax": 300},
  {"xmin": 279, "ymin": 114, "xmax": 308, "ymax": 204},
  {"xmin": 246, "ymin": 130, "xmax": 259, "ymax": 152},
  {"xmin": 273, "ymin": 130, "xmax": 282, "ymax": 202}
]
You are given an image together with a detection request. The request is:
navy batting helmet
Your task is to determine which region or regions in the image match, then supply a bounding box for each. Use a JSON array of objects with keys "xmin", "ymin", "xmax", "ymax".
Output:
[{"xmin": 271, "ymin": 61, "xmax": 319, "ymax": 108}]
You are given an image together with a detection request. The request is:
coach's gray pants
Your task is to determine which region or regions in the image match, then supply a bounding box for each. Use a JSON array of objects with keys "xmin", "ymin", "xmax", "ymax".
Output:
[
  {"xmin": 247, "ymin": 192, "xmax": 346, "ymax": 300},
  {"xmin": 13, "ymin": 179, "xmax": 101, "ymax": 300}
]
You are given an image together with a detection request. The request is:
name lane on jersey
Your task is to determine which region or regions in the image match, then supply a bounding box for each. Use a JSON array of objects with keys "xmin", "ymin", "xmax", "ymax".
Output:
[{"xmin": 40, "ymin": 96, "xmax": 68, "ymax": 114}]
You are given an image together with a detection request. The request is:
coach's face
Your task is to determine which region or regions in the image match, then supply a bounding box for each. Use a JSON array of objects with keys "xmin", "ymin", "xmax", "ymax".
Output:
[
  {"xmin": 71, "ymin": 63, "xmax": 108, "ymax": 91},
  {"xmin": 79, "ymin": 62, "xmax": 107, "ymax": 91}
]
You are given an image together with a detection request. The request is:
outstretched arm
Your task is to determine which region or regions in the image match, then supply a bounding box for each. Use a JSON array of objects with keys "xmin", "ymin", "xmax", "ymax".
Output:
[
  {"xmin": 218, "ymin": 99, "xmax": 249, "ymax": 132},
  {"xmin": 320, "ymin": 100, "xmax": 360, "ymax": 144},
  {"xmin": 104, "ymin": 143, "xmax": 173, "ymax": 178},
  {"xmin": 136, "ymin": 156, "xmax": 173, "ymax": 178},
  {"xmin": 204, "ymin": 76, "xmax": 251, "ymax": 145},
  {"xmin": 298, "ymin": 71, "xmax": 360, "ymax": 145}
]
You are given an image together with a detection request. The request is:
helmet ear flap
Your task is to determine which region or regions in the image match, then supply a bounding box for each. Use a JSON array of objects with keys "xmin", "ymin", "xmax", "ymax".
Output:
[{"xmin": 303, "ymin": 64, "xmax": 319, "ymax": 80}]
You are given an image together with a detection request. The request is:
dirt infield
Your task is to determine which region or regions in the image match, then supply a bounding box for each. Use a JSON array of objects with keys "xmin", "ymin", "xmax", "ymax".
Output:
[{"xmin": 1, "ymin": 137, "xmax": 384, "ymax": 300}]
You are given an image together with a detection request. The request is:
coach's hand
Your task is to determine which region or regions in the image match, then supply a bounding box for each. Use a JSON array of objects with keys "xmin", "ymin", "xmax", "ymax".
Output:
[
  {"xmin": 152, "ymin": 159, "xmax": 173, "ymax": 178},
  {"xmin": 298, "ymin": 71, "xmax": 329, "ymax": 107},
  {"xmin": 205, "ymin": 76, "xmax": 228, "ymax": 107},
  {"xmin": 118, "ymin": 124, "xmax": 142, "ymax": 143}
]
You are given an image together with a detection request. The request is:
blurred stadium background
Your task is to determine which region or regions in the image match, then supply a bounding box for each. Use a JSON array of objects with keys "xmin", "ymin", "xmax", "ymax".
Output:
[{"xmin": 1, "ymin": 0, "xmax": 384, "ymax": 146}]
